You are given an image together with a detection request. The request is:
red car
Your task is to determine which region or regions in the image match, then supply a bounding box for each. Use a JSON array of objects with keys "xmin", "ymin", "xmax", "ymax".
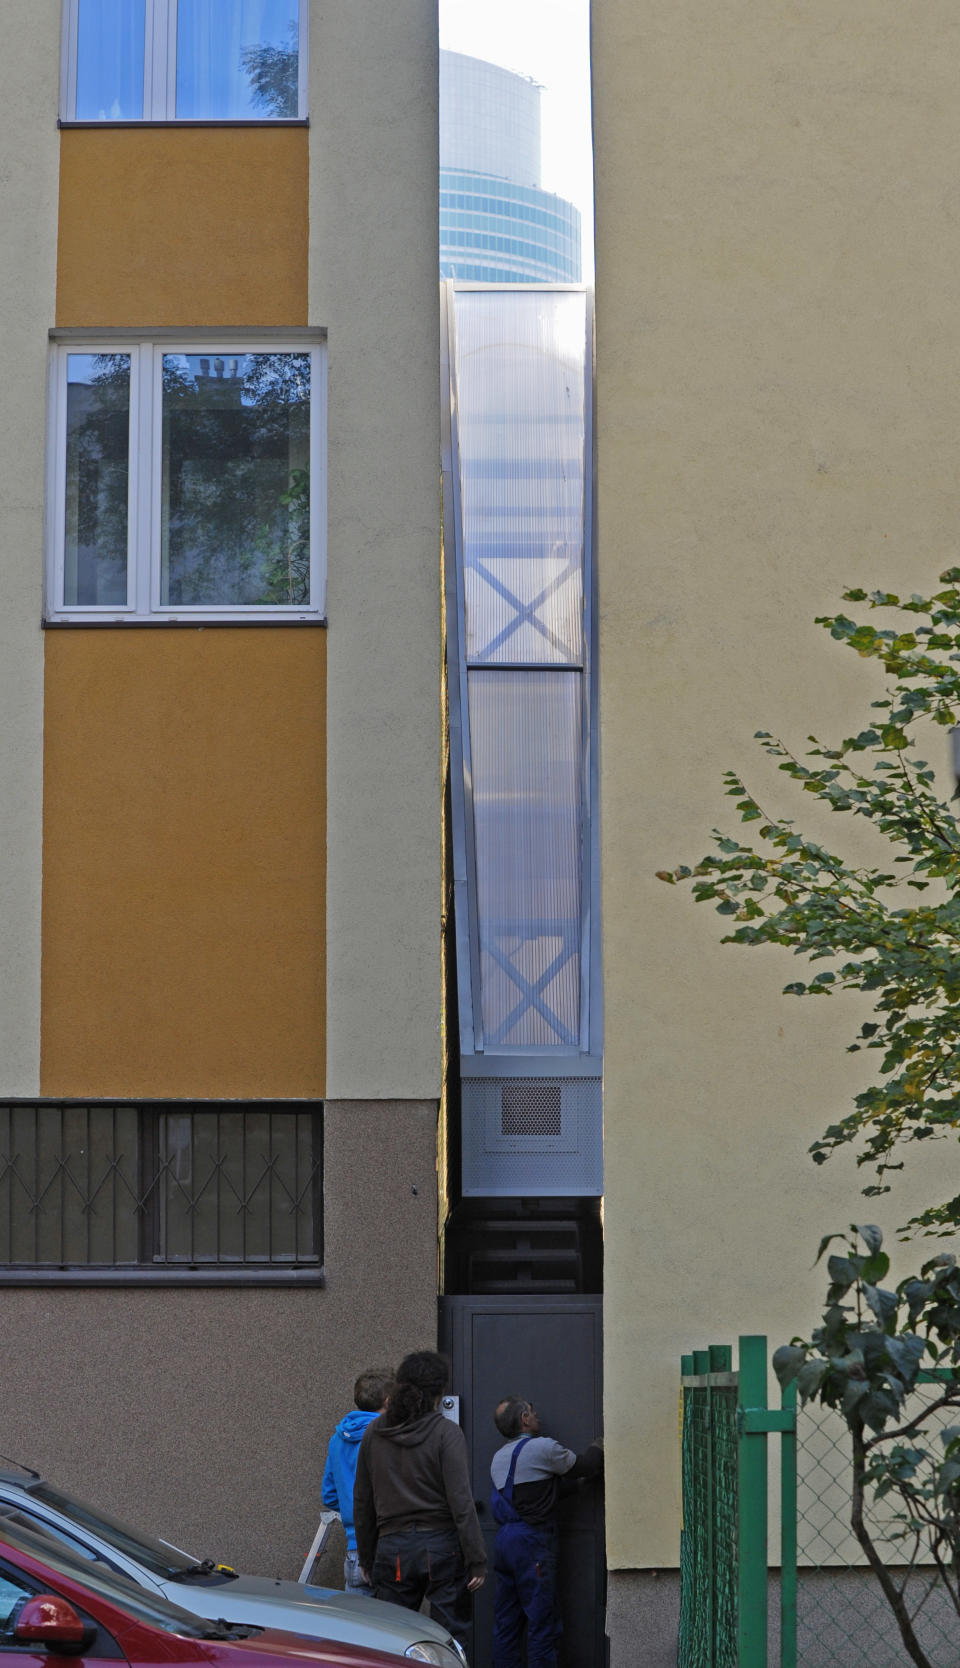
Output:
[{"xmin": 0, "ymin": 1521, "xmax": 400, "ymax": 1668}]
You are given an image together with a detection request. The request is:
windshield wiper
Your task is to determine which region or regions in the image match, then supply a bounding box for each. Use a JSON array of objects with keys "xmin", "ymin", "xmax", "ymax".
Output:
[{"xmin": 201, "ymin": 1621, "xmax": 261, "ymax": 1641}]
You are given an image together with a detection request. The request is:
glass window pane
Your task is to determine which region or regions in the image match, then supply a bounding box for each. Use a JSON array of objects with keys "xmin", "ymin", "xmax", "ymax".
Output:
[
  {"xmin": 0, "ymin": 1572, "xmax": 33, "ymax": 1634},
  {"xmin": 176, "ymin": 0, "xmax": 300, "ymax": 118},
  {"xmin": 76, "ymin": 0, "xmax": 145, "ymax": 120},
  {"xmin": 468, "ymin": 670, "xmax": 583, "ymax": 1047},
  {"xmin": 160, "ymin": 352, "xmax": 310, "ymax": 607},
  {"xmin": 64, "ymin": 353, "xmax": 130, "ymax": 608},
  {"xmin": 454, "ymin": 289, "xmax": 587, "ymax": 666}
]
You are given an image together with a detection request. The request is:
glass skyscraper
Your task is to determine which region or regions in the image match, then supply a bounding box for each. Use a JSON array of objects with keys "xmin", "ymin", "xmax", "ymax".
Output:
[{"xmin": 440, "ymin": 51, "xmax": 582, "ymax": 284}]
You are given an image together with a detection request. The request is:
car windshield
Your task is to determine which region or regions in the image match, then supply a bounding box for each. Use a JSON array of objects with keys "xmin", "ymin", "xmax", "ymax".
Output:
[
  {"xmin": 29, "ymin": 1484, "xmax": 208, "ymax": 1582},
  {"xmin": 0, "ymin": 1518, "xmax": 221, "ymax": 1639}
]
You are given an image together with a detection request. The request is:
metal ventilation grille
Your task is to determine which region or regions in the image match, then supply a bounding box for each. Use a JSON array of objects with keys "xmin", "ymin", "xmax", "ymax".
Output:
[
  {"xmin": 501, "ymin": 1083, "xmax": 562, "ymax": 1136},
  {"xmin": 462, "ymin": 1077, "xmax": 602, "ymax": 1196}
]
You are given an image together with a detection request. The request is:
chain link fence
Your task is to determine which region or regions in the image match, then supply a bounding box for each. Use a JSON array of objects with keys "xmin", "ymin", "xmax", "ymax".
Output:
[{"xmin": 797, "ymin": 1386, "xmax": 959, "ymax": 1668}]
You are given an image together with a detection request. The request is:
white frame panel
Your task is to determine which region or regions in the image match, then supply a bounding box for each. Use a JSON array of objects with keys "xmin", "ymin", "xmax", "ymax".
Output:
[
  {"xmin": 47, "ymin": 338, "xmax": 327, "ymax": 623},
  {"xmin": 61, "ymin": 0, "xmax": 308, "ymax": 122}
]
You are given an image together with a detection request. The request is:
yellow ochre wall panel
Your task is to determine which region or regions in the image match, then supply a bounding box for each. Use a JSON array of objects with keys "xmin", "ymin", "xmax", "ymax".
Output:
[
  {"xmin": 57, "ymin": 128, "xmax": 307, "ymax": 326},
  {"xmin": 40, "ymin": 630, "xmax": 326, "ymax": 1099}
]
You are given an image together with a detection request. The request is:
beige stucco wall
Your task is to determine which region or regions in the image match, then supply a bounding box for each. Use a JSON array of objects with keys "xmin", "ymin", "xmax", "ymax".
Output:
[
  {"xmin": 310, "ymin": 0, "xmax": 442, "ymax": 1102},
  {"xmin": 594, "ymin": 1, "xmax": 960, "ymax": 1569},
  {"xmin": 0, "ymin": 0, "xmax": 59, "ymax": 1095},
  {"xmin": 0, "ymin": 1103, "xmax": 438, "ymax": 1575}
]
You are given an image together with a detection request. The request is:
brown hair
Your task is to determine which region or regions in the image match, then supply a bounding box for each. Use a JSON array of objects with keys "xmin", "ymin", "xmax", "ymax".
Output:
[{"xmin": 354, "ymin": 1369, "xmax": 392, "ymax": 1412}]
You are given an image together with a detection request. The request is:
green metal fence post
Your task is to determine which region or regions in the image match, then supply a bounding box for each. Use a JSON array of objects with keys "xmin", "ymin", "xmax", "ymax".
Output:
[
  {"xmin": 779, "ymin": 1379, "xmax": 797, "ymax": 1668},
  {"xmin": 694, "ymin": 1349, "xmax": 713, "ymax": 1668},
  {"xmin": 737, "ymin": 1335, "xmax": 768, "ymax": 1668},
  {"xmin": 710, "ymin": 1345, "xmax": 733, "ymax": 1668},
  {"xmin": 679, "ymin": 1353, "xmax": 694, "ymax": 1668}
]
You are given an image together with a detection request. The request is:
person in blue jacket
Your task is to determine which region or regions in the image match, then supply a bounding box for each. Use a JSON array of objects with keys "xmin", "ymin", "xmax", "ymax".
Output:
[{"xmin": 322, "ymin": 1369, "xmax": 392, "ymax": 1592}]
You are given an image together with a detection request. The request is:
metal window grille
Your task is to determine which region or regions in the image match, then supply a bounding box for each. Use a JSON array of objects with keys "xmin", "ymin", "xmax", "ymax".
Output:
[{"xmin": 0, "ymin": 1103, "xmax": 322, "ymax": 1275}]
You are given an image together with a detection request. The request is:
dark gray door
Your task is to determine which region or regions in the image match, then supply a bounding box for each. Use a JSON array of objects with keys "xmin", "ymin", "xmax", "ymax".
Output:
[{"xmin": 439, "ymin": 1295, "xmax": 604, "ymax": 1668}]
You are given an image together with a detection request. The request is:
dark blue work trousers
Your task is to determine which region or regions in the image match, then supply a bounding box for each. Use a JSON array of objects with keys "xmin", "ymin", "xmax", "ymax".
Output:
[{"xmin": 492, "ymin": 1520, "xmax": 560, "ymax": 1668}]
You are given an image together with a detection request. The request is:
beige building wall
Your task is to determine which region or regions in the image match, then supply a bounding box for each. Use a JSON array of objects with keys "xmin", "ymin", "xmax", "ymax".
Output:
[
  {"xmin": 310, "ymin": 0, "xmax": 442, "ymax": 1103},
  {"xmin": 0, "ymin": 0, "xmax": 441, "ymax": 1573},
  {"xmin": 594, "ymin": 0, "xmax": 960, "ymax": 1592},
  {"xmin": 0, "ymin": 0, "xmax": 60, "ymax": 1095}
]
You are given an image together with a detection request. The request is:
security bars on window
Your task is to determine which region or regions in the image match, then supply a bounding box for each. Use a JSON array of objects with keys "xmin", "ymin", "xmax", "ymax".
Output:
[
  {"xmin": 0, "ymin": 1104, "xmax": 322, "ymax": 1274},
  {"xmin": 61, "ymin": 0, "xmax": 308, "ymax": 123}
]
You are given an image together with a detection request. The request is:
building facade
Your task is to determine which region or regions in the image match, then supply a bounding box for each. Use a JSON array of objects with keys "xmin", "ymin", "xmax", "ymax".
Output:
[
  {"xmin": 593, "ymin": 2, "xmax": 960, "ymax": 1661},
  {"xmin": 440, "ymin": 51, "xmax": 581, "ymax": 284},
  {"xmin": 0, "ymin": 0, "xmax": 440, "ymax": 1580}
]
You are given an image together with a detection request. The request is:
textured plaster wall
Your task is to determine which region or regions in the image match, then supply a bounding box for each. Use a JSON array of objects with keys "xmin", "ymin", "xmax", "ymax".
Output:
[
  {"xmin": 57, "ymin": 128, "xmax": 307, "ymax": 326},
  {"xmin": 594, "ymin": 1, "xmax": 960, "ymax": 1569},
  {"xmin": 0, "ymin": 0, "xmax": 59, "ymax": 1094},
  {"xmin": 0, "ymin": 1104, "xmax": 438, "ymax": 1575},
  {"xmin": 41, "ymin": 631, "xmax": 325, "ymax": 1099},
  {"xmin": 310, "ymin": 0, "xmax": 442, "ymax": 1101}
]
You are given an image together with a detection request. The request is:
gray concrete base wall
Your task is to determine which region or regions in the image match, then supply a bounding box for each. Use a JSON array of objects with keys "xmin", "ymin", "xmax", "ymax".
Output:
[
  {"xmin": 0, "ymin": 1101, "xmax": 438, "ymax": 1579},
  {"xmin": 606, "ymin": 1569, "xmax": 679, "ymax": 1668},
  {"xmin": 607, "ymin": 1566, "xmax": 954, "ymax": 1668}
]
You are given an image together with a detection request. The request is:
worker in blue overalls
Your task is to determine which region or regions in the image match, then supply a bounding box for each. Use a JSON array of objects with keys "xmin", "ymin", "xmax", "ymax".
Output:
[{"xmin": 489, "ymin": 1396, "xmax": 603, "ymax": 1668}]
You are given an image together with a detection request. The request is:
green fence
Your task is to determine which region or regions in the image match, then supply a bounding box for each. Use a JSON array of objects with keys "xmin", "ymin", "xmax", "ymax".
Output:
[
  {"xmin": 680, "ymin": 1336, "xmax": 794, "ymax": 1668},
  {"xmin": 680, "ymin": 1338, "xmax": 958, "ymax": 1668}
]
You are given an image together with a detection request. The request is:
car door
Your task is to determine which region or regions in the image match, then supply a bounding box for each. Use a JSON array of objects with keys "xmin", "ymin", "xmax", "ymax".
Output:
[{"xmin": 0, "ymin": 1555, "xmax": 125, "ymax": 1668}]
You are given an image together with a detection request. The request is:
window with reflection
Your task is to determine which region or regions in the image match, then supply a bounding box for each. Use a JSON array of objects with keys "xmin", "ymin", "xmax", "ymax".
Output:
[
  {"xmin": 65, "ymin": 0, "xmax": 304, "ymax": 122},
  {"xmin": 49, "ymin": 339, "xmax": 325, "ymax": 622}
]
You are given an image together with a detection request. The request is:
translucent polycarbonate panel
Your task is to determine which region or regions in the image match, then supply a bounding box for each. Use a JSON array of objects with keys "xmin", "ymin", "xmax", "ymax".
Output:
[
  {"xmin": 468, "ymin": 670, "xmax": 582, "ymax": 1046},
  {"xmin": 64, "ymin": 354, "xmax": 130, "ymax": 607},
  {"xmin": 454, "ymin": 288, "xmax": 586, "ymax": 665},
  {"xmin": 160, "ymin": 352, "xmax": 310, "ymax": 606},
  {"xmin": 76, "ymin": 0, "xmax": 145, "ymax": 120},
  {"xmin": 176, "ymin": 0, "xmax": 300, "ymax": 118}
]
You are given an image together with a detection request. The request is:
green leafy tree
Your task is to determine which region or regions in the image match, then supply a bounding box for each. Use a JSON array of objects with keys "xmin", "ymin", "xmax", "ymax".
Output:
[
  {"xmin": 658, "ymin": 574, "xmax": 960, "ymax": 1233},
  {"xmin": 775, "ymin": 1225, "xmax": 960, "ymax": 1668}
]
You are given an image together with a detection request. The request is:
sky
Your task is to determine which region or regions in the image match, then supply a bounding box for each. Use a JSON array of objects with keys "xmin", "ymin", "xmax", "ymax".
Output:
[{"xmin": 438, "ymin": 0, "xmax": 594, "ymax": 276}]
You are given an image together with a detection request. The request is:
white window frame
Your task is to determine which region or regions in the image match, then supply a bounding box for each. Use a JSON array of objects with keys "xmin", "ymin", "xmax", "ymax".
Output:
[
  {"xmin": 46, "ymin": 335, "xmax": 327, "ymax": 624},
  {"xmin": 60, "ymin": 0, "xmax": 309, "ymax": 123}
]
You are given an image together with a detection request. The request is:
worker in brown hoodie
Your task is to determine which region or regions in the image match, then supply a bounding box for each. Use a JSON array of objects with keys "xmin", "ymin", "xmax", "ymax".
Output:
[{"xmin": 353, "ymin": 1350, "xmax": 486, "ymax": 1651}]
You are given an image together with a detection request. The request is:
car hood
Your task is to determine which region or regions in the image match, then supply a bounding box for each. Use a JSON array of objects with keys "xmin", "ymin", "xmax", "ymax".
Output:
[
  {"xmin": 199, "ymin": 1629, "xmax": 400, "ymax": 1668},
  {"xmin": 159, "ymin": 1573, "xmax": 458, "ymax": 1653}
]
